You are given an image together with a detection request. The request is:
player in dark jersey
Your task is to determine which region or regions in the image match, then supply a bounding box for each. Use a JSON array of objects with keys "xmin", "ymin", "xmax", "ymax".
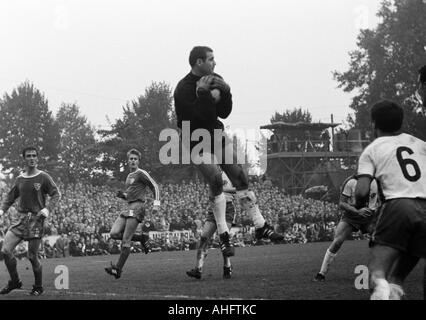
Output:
[
  {"xmin": 314, "ymin": 175, "xmax": 379, "ymax": 281},
  {"xmin": 105, "ymin": 149, "xmax": 160, "ymax": 279},
  {"xmin": 174, "ymin": 46, "xmax": 283, "ymax": 258},
  {"xmin": 0, "ymin": 147, "xmax": 60, "ymax": 296},
  {"xmin": 187, "ymin": 170, "xmax": 236, "ymax": 280}
]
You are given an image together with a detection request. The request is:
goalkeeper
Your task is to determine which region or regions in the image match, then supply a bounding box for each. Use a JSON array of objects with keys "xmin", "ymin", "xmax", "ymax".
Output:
[{"xmin": 173, "ymin": 46, "xmax": 283, "ymax": 259}]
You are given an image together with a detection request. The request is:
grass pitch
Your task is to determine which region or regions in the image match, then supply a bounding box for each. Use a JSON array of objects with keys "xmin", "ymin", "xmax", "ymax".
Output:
[{"xmin": 0, "ymin": 240, "xmax": 423, "ymax": 300}]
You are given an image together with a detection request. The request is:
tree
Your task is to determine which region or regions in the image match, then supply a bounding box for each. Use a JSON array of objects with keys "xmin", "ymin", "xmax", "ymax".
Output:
[
  {"xmin": 334, "ymin": 0, "xmax": 426, "ymax": 139},
  {"xmin": 95, "ymin": 82, "xmax": 176, "ymax": 181},
  {"xmin": 55, "ymin": 103, "xmax": 97, "ymax": 184},
  {"xmin": 270, "ymin": 108, "xmax": 312, "ymax": 124},
  {"xmin": 0, "ymin": 82, "xmax": 60, "ymax": 175}
]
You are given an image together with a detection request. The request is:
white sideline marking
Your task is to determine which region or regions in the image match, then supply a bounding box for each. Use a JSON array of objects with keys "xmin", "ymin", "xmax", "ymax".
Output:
[{"xmin": 45, "ymin": 290, "xmax": 267, "ymax": 300}]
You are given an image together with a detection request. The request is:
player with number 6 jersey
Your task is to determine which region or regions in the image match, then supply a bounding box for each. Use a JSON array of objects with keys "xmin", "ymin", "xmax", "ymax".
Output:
[
  {"xmin": 358, "ymin": 134, "xmax": 426, "ymax": 200},
  {"xmin": 355, "ymin": 100, "xmax": 426, "ymax": 300}
]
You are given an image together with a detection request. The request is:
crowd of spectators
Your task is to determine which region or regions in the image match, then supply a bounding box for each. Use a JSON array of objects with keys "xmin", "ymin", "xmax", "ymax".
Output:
[{"xmin": 0, "ymin": 176, "xmax": 352, "ymax": 260}]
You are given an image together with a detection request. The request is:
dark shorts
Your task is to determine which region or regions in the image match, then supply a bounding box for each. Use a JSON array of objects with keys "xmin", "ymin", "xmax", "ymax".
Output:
[
  {"xmin": 341, "ymin": 213, "xmax": 375, "ymax": 235},
  {"xmin": 120, "ymin": 201, "xmax": 146, "ymax": 223},
  {"xmin": 206, "ymin": 201, "xmax": 236, "ymax": 224},
  {"xmin": 370, "ymin": 198, "xmax": 426, "ymax": 258},
  {"xmin": 9, "ymin": 212, "xmax": 46, "ymax": 240}
]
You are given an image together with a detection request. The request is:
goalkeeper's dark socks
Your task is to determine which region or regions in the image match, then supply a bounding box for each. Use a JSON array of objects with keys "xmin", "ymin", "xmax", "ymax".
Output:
[
  {"xmin": 112, "ymin": 233, "xmax": 145, "ymax": 243},
  {"xmin": 33, "ymin": 264, "xmax": 43, "ymax": 287},
  {"xmin": 131, "ymin": 234, "xmax": 145, "ymax": 242},
  {"xmin": 4, "ymin": 255, "xmax": 19, "ymax": 283},
  {"xmin": 116, "ymin": 247, "xmax": 131, "ymax": 270}
]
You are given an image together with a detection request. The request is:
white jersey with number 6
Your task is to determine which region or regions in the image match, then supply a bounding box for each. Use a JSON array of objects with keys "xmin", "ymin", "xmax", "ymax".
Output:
[{"xmin": 357, "ymin": 133, "xmax": 426, "ymax": 201}]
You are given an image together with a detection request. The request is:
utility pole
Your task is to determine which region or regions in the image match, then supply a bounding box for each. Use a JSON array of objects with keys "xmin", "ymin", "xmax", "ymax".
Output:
[{"xmin": 331, "ymin": 114, "xmax": 335, "ymax": 152}]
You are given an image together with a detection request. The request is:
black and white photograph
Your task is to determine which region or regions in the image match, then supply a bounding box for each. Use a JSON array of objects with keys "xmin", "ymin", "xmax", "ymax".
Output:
[{"xmin": 0, "ymin": 0, "xmax": 426, "ymax": 308}]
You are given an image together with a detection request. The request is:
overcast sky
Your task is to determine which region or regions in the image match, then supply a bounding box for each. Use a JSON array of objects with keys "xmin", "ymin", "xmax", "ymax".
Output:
[{"xmin": 0, "ymin": 0, "xmax": 382, "ymax": 132}]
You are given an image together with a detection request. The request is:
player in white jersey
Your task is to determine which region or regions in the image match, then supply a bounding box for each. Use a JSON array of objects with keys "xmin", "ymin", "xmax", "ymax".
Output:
[
  {"xmin": 186, "ymin": 170, "xmax": 236, "ymax": 280},
  {"xmin": 415, "ymin": 65, "xmax": 426, "ymax": 109},
  {"xmin": 355, "ymin": 100, "xmax": 426, "ymax": 300},
  {"xmin": 314, "ymin": 175, "xmax": 379, "ymax": 282},
  {"xmin": 419, "ymin": 65, "xmax": 426, "ymax": 301}
]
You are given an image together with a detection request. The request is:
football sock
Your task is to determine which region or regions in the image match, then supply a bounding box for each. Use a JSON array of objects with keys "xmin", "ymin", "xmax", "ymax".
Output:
[
  {"xmin": 112, "ymin": 232, "xmax": 144, "ymax": 243},
  {"xmin": 236, "ymin": 190, "xmax": 265, "ymax": 229},
  {"xmin": 389, "ymin": 283, "xmax": 405, "ymax": 300},
  {"xmin": 196, "ymin": 249, "xmax": 207, "ymax": 270},
  {"xmin": 223, "ymin": 256, "xmax": 232, "ymax": 268},
  {"xmin": 196, "ymin": 237, "xmax": 209, "ymax": 270},
  {"xmin": 131, "ymin": 234, "xmax": 144, "ymax": 242},
  {"xmin": 370, "ymin": 279, "xmax": 390, "ymax": 300},
  {"xmin": 31, "ymin": 262, "xmax": 42, "ymax": 287},
  {"xmin": 116, "ymin": 246, "xmax": 131, "ymax": 271},
  {"xmin": 319, "ymin": 249, "xmax": 337, "ymax": 275},
  {"xmin": 4, "ymin": 255, "xmax": 19, "ymax": 283},
  {"xmin": 212, "ymin": 194, "xmax": 228, "ymax": 234}
]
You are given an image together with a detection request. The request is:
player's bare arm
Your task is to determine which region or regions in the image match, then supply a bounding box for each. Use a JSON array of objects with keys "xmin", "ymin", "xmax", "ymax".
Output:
[
  {"xmin": 339, "ymin": 195, "xmax": 360, "ymax": 219},
  {"xmin": 355, "ymin": 176, "xmax": 372, "ymax": 209}
]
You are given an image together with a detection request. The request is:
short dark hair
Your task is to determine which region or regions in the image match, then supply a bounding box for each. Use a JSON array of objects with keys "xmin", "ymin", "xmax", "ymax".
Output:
[
  {"xmin": 371, "ymin": 100, "xmax": 404, "ymax": 133},
  {"xmin": 22, "ymin": 146, "xmax": 38, "ymax": 158},
  {"xmin": 189, "ymin": 46, "xmax": 213, "ymax": 67},
  {"xmin": 418, "ymin": 65, "xmax": 426, "ymax": 84},
  {"xmin": 127, "ymin": 148, "xmax": 141, "ymax": 160}
]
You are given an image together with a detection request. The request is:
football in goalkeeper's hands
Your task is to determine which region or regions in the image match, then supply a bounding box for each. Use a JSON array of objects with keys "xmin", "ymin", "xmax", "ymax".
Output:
[{"xmin": 211, "ymin": 89, "xmax": 221, "ymax": 104}]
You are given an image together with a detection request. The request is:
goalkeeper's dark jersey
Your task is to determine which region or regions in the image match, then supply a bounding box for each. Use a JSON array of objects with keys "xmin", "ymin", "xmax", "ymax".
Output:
[
  {"xmin": 1, "ymin": 171, "xmax": 60, "ymax": 214},
  {"xmin": 174, "ymin": 72, "xmax": 233, "ymax": 140},
  {"xmin": 125, "ymin": 169, "xmax": 160, "ymax": 204}
]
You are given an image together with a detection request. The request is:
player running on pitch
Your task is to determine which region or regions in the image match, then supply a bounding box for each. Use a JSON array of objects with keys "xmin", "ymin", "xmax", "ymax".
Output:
[
  {"xmin": 355, "ymin": 100, "xmax": 426, "ymax": 300},
  {"xmin": 0, "ymin": 147, "xmax": 61, "ymax": 296},
  {"xmin": 314, "ymin": 175, "xmax": 379, "ymax": 281},
  {"xmin": 417, "ymin": 65, "xmax": 426, "ymax": 301},
  {"xmin": 174, "ymin": 46, "xmax": 283, "ymax": 258},
  {"xmin": 187, "ymin": 170, "xmax": 236, "ymax": 280},
  {"xmin": 105, "ymin": 148, "xmax": 160, "ymax": 279}
]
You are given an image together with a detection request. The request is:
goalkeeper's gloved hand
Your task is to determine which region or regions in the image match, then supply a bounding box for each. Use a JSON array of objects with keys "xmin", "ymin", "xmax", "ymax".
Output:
[
  {"xmin": 196, "ymin": 76, "xmax": 214, "ymax": 95},
  {"xmin": 211, "ymin": 76, "xmax": 230, "ymax": 93}
]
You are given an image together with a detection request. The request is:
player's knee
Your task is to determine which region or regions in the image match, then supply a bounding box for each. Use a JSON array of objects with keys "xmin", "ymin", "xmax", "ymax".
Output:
[
  {"xmin": 199, "ymin": 236, "xmax": 208, "ymax": 247},
  {"xmin": 238, "ymin": 190, "xmax": 257, "ymax": 209},
  {"xmin": 1, "ymin": 248, "xmax": 13, "ymax": 259},
  {"xmin": 27, "ymin": 251, "xmax": 38, "ymax": 263}
]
